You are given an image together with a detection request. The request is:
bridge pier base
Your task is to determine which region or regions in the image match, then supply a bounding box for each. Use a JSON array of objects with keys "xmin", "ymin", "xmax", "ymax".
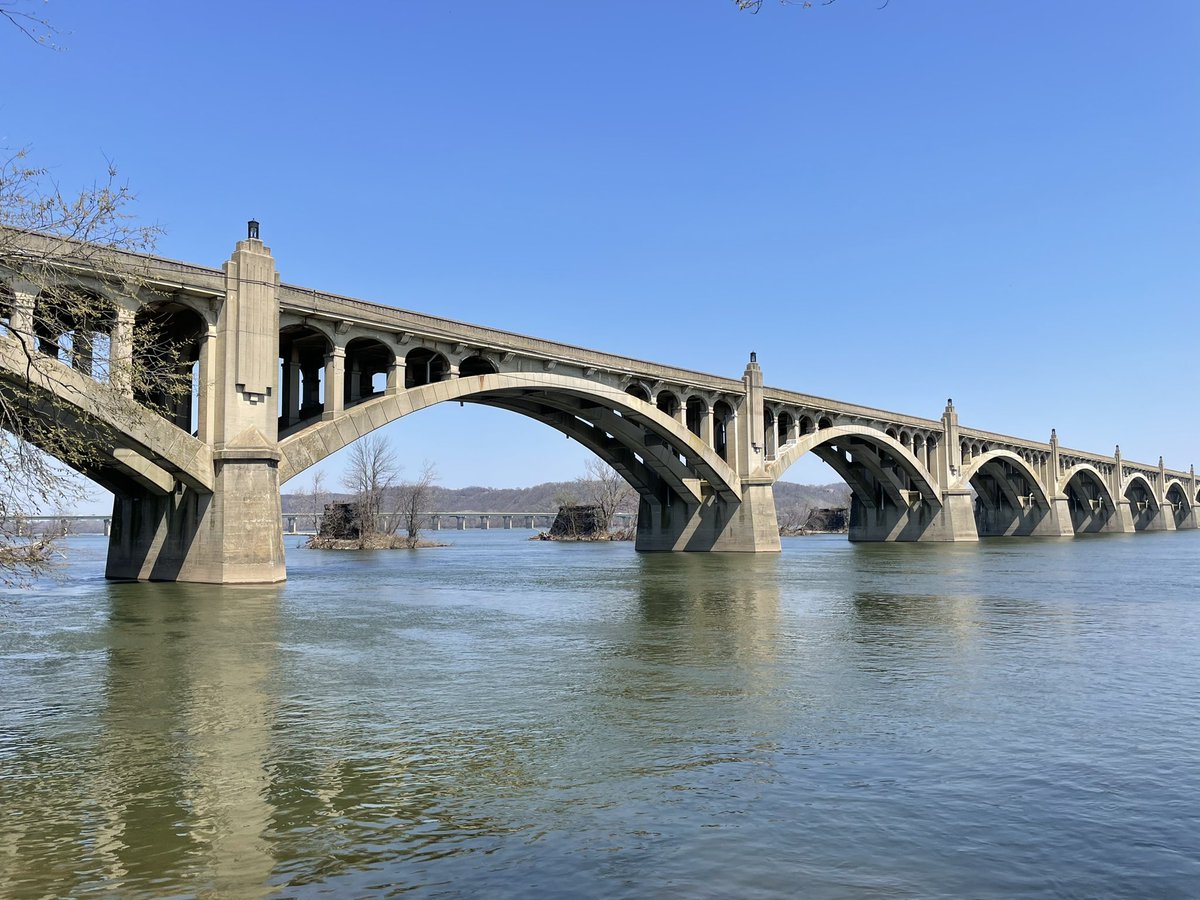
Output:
[
  {"xmin": 1069, "ymin": 501, "xmax": 1132, "ymax": 535},
  {"xmin": 634, "ymin": 482, "xmax": 781, "ymax": 552},
  {"xmin": 1134, "ymin": 504, "xmax": 1175, "ymax": 532},
  {"xmin": 1112, "ymin": 503, "xmax": 1138, "ymax": 534},
  {"xmin": 976, "ymin": 497, "xmax": 1076, "ymax": 538},
  {"xmin": 848, "ymin": 490, "xmax": 979, "ymax": 542},
  {"xmin": 106, "ymin": 454, "xmax": 286, "ymax": 584},
  {"xmin": 1176, "ymin": 506, "xmax": 1199, "ymax": 530}
]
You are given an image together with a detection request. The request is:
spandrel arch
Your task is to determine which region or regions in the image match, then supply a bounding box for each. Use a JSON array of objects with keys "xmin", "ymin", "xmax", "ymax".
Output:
[
  {"xmin": 766, "ymin": 425, "xmax": 941, "ymax": 506},
  {"xmin": 277, "ymin": 372, "xmax": 743, "ymax": 507}
]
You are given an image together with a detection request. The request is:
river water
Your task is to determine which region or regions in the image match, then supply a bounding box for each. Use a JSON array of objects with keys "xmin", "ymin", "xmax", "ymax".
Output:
[{"xmin": 1, "ymin": 530, "xmax": 1198, "ymax": 898}]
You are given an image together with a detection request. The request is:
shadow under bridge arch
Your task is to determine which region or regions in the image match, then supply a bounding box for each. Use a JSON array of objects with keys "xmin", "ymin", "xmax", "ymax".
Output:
[
  {"xmin": 1164, "ymin": 480, "xmax": 1193, "ymax": 530},
  {"xmin": 1058, "ymin": 463, "xmax": 1119, "ymax": 534},
  {"xmin": 276, "ymin": 373, "xmax": 745, "ymax": 546},
  {"xmin": 765, "ymin": 425, "xmax": 957, "ymax": 542},
  {"xmin": 1121, "ymin": 473, "xmax": 1163, "ymax": 532},
  {"xmin": 955, "ymin": 449, "xmax": 1057, "ymax": 537}
]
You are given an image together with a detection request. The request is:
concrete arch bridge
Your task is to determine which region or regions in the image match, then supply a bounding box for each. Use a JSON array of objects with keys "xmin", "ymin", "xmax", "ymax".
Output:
[{"xmin": 1, "ymin": 226, "xmax": 1195, "ymax": 583}]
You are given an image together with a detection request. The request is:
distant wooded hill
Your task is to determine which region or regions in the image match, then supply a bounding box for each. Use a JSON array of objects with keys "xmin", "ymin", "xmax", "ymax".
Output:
[{"xmin": 282, "ymin": 480, "xmax": 850, "ymax": 523}]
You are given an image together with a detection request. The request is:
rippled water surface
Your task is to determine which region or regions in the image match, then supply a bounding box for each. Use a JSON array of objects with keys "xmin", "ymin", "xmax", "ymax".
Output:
[{"xmin": 2, "ymin": 531, "xmax": 1199, "ymax": 898}]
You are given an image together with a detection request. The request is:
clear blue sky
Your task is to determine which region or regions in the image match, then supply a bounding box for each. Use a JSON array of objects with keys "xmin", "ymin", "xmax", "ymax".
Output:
[{"xmin": 5, "ymin": 1, "xmax": 1198, "ymax": 508}]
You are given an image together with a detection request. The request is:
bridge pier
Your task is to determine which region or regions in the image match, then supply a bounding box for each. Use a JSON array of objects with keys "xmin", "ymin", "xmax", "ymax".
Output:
[
  {"xmin": 846, "ymin": 490, "xmax": 979, "ymax": 543},
  {"xmin": 107, "ymin": 452, "xmax": 286, "ymax": 583},
  {"xmin": 634, "ymin": 480, "xmax": 781, "ymax": 552},
  {"xmin": 1066, "ymin": 498, "xmax": 1130, "ymax": 534},
  {"xmin": 1132, "ymin": 501, "xmax": 1174, "ymax": 532},
  {"xmin": 106, "ymin": 228, "xmax": 286, "ymax": 583},
  {"xmin": 975, "ymin": 496, "xmax": 1075, "ymax": 538}
]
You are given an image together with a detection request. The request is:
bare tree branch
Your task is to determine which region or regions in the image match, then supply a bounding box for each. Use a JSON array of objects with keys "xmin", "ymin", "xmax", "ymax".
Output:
[
  {"xmin": 0, "ymin": 148, "xmax": 186, "ymax": 583},
  {"xmin": 0, "ymin": 1, "xmax": 59, "ymax": 47}
]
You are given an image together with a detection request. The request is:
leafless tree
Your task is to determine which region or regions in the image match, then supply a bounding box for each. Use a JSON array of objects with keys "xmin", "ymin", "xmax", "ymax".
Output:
[
  {"xmin": 0, "ymin": 1, "xmax": 58, "ymax": 46},
  {"xmin": 342, "ymin": 434, "xmax": 399, "ymax": 538},
  {"xmin": 576, "ymin": 459, "xmax": 635, "ymax": 533},
  {"xmin": 392, "ymin": 461, "xmax": 437, "ymax": 548},
  {"xmin": 0, "ymin": 146, "xmax": 192, "ymax": 582},
  {"xmin": 777, "ymin": 502, "xmax": 812, "ymax": 535},
  {"xmin": 299, "ymin": 470, "xmax": 328, "ymax": 533}
]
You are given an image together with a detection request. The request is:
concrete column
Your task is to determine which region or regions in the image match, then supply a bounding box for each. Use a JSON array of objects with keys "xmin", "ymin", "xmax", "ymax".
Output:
[
  {"xmin": 72, "ymin": 330, "xmax": 95, "ymax": 377},
  {"xmin": 1106, "ymin": 446, "xmax": 1135, "ymax": 532},
  {"xmin": 763, "ymin": 410, "xmax": 778, "ymax": 461},
  {"xmin": 700, "ymin": 407, "xmax": 714, "ymax": 449},
  {"xmin": 300, "ymin": 361, "xmax": 322, "ymax": 415},
  {"xmin": 738, "ymin": 353, "xmax": 765, "ymax": 477},
  {"xmin": 659, "ymin": 393, "xmax": 685, "ymax": 428},
  {"xmin": 481, "ymin": 516, "xmax": 489, "ymax": 530},
  {"xmin": 456, "ymin": 516, "xmax": 465, "ymax": 530},
  {"xmin": 109, "ymin": 306, "xmax": 136, "ymax": 398},
  {"xmin": 939, "ymin": 399, "xmax": 961, "ymax": 490},
  {"xmin": 322, "ymin": 346, "xmax": 345, "ymax": 421},
  {"xmin": 432, "ymin": 516, "xmax": 440, "ymax": 531},
  {"xmin": 1049, "ymin": 430, "xmax": 1062, "ymax": 494},
  {"xmin": 8, "ymin": 286, "xmax": 35, "ymax": 341},
  {"xmin": 448, "ymin": 363, "xmax": 460, "ymax": 379},
  {"xmin": 347, "ymin": 358, "xmax": 362, "ymax": 403},
  {"xmin": 103, "ymin": 518, "xmax": 111, "ymax": 537},
  {"xmin": 385, "ymin": 359, "xmax": 404, "ymax": 395},
  {"xmin": 1153, "ymin": 457, "xmax": 1177, "ymax": 531},
  {"xmin": 195, "ymin": 323, "xmax": 217, "ymax": 443},
  {"xmin": 283, "ymin": 359, "xmax": 301, "ymax": 426},
  {"xmin": 1111, "ymin": 445, "xmax": 1124, "ymax": 507},
  {"xmin": 503, "ymin": 515, "xmax": 512, "ymax": 529},
  {"xmin": 108, "ymin": 226, "xmax": 285, "ymax": 584}
]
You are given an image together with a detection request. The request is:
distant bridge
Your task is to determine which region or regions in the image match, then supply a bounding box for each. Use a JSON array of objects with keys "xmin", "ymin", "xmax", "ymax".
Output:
[
  {"xmin": 2, "ymin": 512, "xmax": 637, "ymax": 538},
  {"xmin": 2, "ymin": 224, "xmax": 1194, "ymax": 583},
  {"xmin": 283, "ymin": 511, "xmax": 637, "ymax": 534}
]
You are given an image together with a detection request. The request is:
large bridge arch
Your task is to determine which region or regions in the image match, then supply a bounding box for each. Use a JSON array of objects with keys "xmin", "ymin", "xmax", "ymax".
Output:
[
  {"xmin": 1121, "ymin": 473, "xmax": 1161, "ymax": 531},
  {"xmin": 956, "ymin": 449, "xmax": 1051, "ymax": 507},
  {"xmin": 278, "ymin": 371, "xmax": 743, "ymax": 499},
  {"xmin": 761, "ymin": 425, "xmax": 973, "ymax": 542},
  {"xmin": 1165, "ymin": 479, "xmax": 1193, "ymax": 529},
  {"xmin": 955, "ymin": 449, "xmax": 1058, "ymax": 537},
  {"xmin": 1058, "ymin": 463, "xmax": 1118, "ymax": 534},
  {"xmin": 766, "ymin": 425, "xmax": 940, "ymax": 503}
]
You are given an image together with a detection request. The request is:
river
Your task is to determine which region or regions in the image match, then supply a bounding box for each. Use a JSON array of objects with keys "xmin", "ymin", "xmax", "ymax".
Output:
[{"xmin": 1, "ymin": 530, "xmax": 1198, "ymax": 898}]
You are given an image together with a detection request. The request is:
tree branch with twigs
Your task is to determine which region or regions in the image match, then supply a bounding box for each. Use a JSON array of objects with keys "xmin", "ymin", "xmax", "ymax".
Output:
[{"xmin": 0, "ymin": 149, "xmax": 194, "ymax": 583}]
